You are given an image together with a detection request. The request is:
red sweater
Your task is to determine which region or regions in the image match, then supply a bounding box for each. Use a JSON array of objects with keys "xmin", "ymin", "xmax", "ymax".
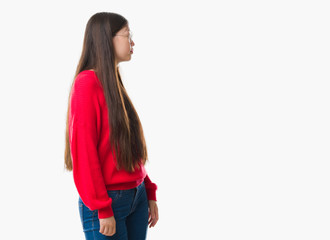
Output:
[{"xmin": 68, "ymin": 70, "xmax": 158, "ymax": 219}]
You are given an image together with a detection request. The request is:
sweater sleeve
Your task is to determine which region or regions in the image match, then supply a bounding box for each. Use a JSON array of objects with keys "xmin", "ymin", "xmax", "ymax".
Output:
[
  {"xmin": 69, "ymin": 75, "xmax": 114, "ymax": 219},
  {"xmin": 144, "ymin": 174, "xmax": 158, "ymax": 201}
]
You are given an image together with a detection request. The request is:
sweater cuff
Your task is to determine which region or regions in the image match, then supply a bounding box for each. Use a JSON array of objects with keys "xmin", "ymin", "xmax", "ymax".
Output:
[
  {"xmin": 146, "ymin": 189, "xmax": 157, "ymax": 201},
  {"xmin": 98, "ymin": 205, "xmax": 114, "ymax": 219}
]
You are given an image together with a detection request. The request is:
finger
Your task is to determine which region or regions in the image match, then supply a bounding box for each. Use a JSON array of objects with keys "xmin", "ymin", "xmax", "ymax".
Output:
[
  {"xmin": 150, "ymin": 207, "xmax": 158, "ymax": 227},
  {"xmin": 149, "ymin": 206, "xmax": 155, "ymax": 226},
  {"xmin": 149, "ymin": 217, "xmax": 155, "ymax": 227},
  {"xmin": 108, "ymin": 228, "xmax": 114, "ymax": 236},
  {"xmin": 111, "ymin": 225, "xmax": 116, "ymax": 235},
  {"xmin": 107, "ymin": 227, "xmax": 115, "ymax": 237},
  {"xmin": 103, "ymin": 226, "xmax": 109, "ymax": 236},
  {"xmin": 150, "ymin": 219, "xmax": 155, "ymax": 228},
  {"xmin": 99, "ymin": 224, "xmax": 105, "ymax": 234},
  {"xmin": 148, "ymin": 215, "xmax": 153, "ymax": 226},
  {"xmin": 148, "ymin": 208, "xmax": 152, "ymax": 224},
  {"xmin": 155, "ymin": 206, "xmax": 159, "ymax": 224},
  {"xmin": 154, "ymin": 206, "xmax": 158, "ymax": 219}
]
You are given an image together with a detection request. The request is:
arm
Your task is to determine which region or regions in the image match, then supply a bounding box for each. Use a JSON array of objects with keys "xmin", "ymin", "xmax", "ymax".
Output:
[
  {"xmin": 144, "ymin": 174, "xmax": 158, "ymax": 201},
  {"xmin": 69, "ymin": 75, "xmax": 114, "ymax": 219}
]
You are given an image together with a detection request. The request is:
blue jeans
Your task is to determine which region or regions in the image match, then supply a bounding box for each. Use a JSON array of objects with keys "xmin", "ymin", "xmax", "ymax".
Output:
[{"xmin": 78, "ymin": 181, "xmax": 149, "ymax": 240}]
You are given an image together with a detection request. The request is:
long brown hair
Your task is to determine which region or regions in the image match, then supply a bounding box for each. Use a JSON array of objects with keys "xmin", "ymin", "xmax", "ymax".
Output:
[{"xmin": 64, "ymin": 12, "xmax": 148, "ymax": 173}]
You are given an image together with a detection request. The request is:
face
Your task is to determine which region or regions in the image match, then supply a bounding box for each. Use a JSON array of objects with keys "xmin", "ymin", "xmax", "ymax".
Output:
[{"xmin": 113, "ymin": 25, "xmax": 135, "ymax": 65}]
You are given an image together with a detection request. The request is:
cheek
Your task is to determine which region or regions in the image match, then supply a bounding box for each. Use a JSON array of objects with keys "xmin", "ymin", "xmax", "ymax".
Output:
[
  {"xmin": 113, "ymin": 40, "xmax": 130, "ymax": 56},
  {"xmin": 122, "ymin": 44, "xmax": 131, "ymax": 53},
  {"xmin": 117, "ymin": 46, "xmax": 130, "ymax": 57}
]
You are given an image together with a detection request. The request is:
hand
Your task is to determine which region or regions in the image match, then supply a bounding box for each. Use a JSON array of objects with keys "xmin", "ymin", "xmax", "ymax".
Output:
[
  {"xmin": 148, "ymin": 200, "xmax": 159, "ymax": 228},
  {"xmin": 99, "ymin": 216, "xmax": 116, "ymax": 236}
]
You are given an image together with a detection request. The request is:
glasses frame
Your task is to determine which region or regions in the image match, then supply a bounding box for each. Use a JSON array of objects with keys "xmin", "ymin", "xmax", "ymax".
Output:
[{"xmin": 115, "ymin": 30, "xmax": 133, "ymax": 44}]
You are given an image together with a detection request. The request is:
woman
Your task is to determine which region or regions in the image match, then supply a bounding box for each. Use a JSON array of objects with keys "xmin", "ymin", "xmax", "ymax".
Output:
[{"xmin": 64, "ymin": 12, "xmax": 159, "ymax": 239}]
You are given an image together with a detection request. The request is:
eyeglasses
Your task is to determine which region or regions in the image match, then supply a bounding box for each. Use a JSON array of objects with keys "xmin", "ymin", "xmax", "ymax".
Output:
[{"xmin": 115, "ymin": 30, "xmax": 133, "ymax": 44}]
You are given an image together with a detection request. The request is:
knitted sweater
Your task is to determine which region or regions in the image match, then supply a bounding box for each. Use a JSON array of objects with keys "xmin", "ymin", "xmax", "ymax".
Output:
[{"xmin": 68, "ymin": 70, "xmax": 157, "ymax": 219}]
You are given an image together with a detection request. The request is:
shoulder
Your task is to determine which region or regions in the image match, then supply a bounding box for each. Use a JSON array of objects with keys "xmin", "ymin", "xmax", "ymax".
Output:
[
  {"xmin": 74, "ymin": 70, "xmax": 99, "ymax": 88},
  {"xmin": 73, "ymin": 70, "xmax": 103, "ymax": 96},
  {"xmin": 70, "ymin": 71, "xmax": 103, "ymax": 104}
]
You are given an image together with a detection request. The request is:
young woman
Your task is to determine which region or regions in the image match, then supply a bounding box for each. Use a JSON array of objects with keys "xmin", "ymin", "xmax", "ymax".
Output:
[{"xmin": 64, "ymin": 12, "xmax": 159, "ymax": 239}]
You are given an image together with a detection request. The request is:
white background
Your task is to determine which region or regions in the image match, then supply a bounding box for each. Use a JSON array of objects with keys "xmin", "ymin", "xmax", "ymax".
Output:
[{"xmin": 0, "ymin": 1, "xmax": 329, "ymax": 239}]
